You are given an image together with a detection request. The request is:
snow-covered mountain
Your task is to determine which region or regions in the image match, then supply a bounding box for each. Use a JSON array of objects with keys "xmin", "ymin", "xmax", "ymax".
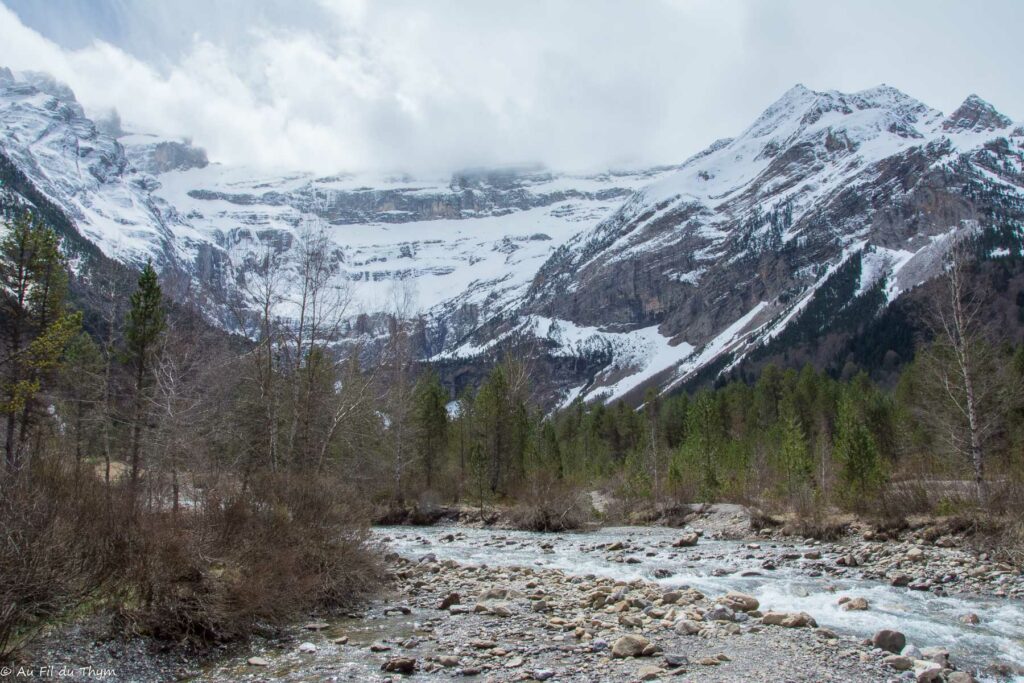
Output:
[
  {"xmin": 0, "ymin": 67, "xmax": 675, "ymax": 337},
  {"xmin": 2, "ymin": 68, "xmax": 1023, "ymax": 405},
  {"xmin": 443, "ymin": 84, "xmax": 1024, "ymax": 403}
]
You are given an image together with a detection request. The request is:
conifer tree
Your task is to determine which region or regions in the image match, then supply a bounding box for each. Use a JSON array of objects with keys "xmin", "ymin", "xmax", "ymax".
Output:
[
  {"xmin": 413, "ymin": 369, "xmax": 449, "ymax": 489},
  {"xmin": 124, "ymin": 261, "xmax": 165, "ymax": 493},
  {"xmin": 778, "ymin": 398, "xmax": 813, "ymax": 497},
  {"xmin": 59, "ymin": 331, "xmax": 105, "ymax": 463},
  {"xmin": 834, "ymin": 393, "xmax": 885, "ymax": 508},
  {"xmin": 0, "ymin": 213, "xmax": 81, "ymax": 471},
  {"xmin": 474, "ymin": 366, "xmax": 510, "ymax": 494}
]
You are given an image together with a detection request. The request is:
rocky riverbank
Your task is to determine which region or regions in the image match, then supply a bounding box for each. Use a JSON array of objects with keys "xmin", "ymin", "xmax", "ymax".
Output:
[
  {"xmin": 13, "ymin": 514, "xmax": 1023, "ymax": 682},
  {"xmin": 195, "ymin": 549, "xmax": 982, "ymax": 682}
]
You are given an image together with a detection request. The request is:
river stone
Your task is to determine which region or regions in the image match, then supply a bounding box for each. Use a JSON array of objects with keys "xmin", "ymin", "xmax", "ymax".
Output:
[
  {"xmin": 673, "ymin": 533, "xmax": 699, "ymax": 548},
  {"xmin": 489, "ymin": 602, "xmax": 513, "ymax": 617},
  {"xmin": 247, "ymin": 657, "xmax": 270, "ymax": 667},
  {"xmin": 303, "ymin": 621, "xmax": 329, "ymax": 630},
  {"xmin": 619, "ymin": 614, "xmax": 643, "ymax": 628},
  {"xmin": 475, "ymin": 600, "xmax": 513, "ymax": 617},
  {"xmin": 533, "ymin": 670, "xmax": 555, "ymax": 681},
  {"xmin": 704, "ymin": 605, "xmax": 735, "ymax": 622},
  {"xmin": 722, "ymin": 591, "xmax": 759, "ymax": 612},
  {"xmin": 664, "ymin": 654, "xmax": 689, "ymax": 667},
  {"xmin": 438, "ymin": 656, "xmax": 459, "ymax": 667},
  {"xmin": 871, "ymin": 629, "xmax": 906, "ymax": 654},
  {"xmin": 381, "ymin": 657, "xmax": 416, "ymax": 675},
  {"xmin": 637, "ymin": 664, "xmax": 664, "ymax": 680},
  {"xmin": 439, "ymin": 592, "xmax": 460, "ymax": 609},
  {"xmin": 920, "ymin": 647, "xmax": 949, "ymax": 666},
  {"xmin": 297, "ymin": 642, "xmax": 317, "ymax": 653},
  {"xmin": 906, "ymin": 547, "xmax": 925, "ymax": 561},
  {"xmin": 946, "ymin": 672, "xmax": 975, "ymax": 683},
  {"xmin": 661, "ymin": 590, "xmax": 682, "ymax": 604},
  {"xmin": 916, "ymin": 667, "xmax": 944, "ymax": 683},
  {"xmin": 902, "ymin": 645, "xmax": 922, "ymax": 659},
  {"xmin": 841, "ymin": 597, "xmax": 869, "ymax": 611},
  {"xmin": 611, "ymin": 634, "xmax": 651, "ymax": 658},
  {"xmin": 890, "ymin": 573, "xmax": 912, "ymax": 587},
  {"xmin": 675, "ymin": 619, "xmax": 702, "ymax": 635},
  {"xmin": 761, "ymin": 611, "xmax": 816, "ymax": 628},
  {"xmin": 960, "ymin": 612, "xmax": 980, "ymax": 625},
  {"xmin": 882, "ymin": 655, "xmax": 913, "ymax": 671}
]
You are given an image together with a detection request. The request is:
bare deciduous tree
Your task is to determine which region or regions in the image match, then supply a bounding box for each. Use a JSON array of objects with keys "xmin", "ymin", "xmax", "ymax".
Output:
[{"xmin": 919, "ymin": 239, "xmax": 1003, "ymax": 506}]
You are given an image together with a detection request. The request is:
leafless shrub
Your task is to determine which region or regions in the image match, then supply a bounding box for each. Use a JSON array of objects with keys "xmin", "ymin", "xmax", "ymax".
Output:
[
  {"xmin": 508, "ymin": 478, "xmax": 594, "ymax": 532},
  {"xmin": 123, "ymin": 472, "xmax": 381, "ymax": 644},
  {"xmin": 0, "ymin": 459, "xmax": 118, "ymax": 658}
]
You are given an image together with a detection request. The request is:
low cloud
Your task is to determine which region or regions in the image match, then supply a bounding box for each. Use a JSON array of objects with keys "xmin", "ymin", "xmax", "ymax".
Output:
[{"xmin": 1, "ymin": 0, "xmax": 1020, "ymax": 175}]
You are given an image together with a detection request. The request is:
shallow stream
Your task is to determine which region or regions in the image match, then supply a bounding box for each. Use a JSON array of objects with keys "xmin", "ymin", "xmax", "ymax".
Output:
[{"xmin": 379, "ymin": 525, "xmax": 1024, "ymax": 681}]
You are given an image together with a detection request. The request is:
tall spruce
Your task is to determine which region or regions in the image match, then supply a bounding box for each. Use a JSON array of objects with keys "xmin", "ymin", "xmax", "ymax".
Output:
[
  {"xmin": 413, "ymin": 369, "xmax": 448, "ymax": 489},
  {"xmin": 834, "ymin": 393, "xmax": 885, "ymax": 508},
  {"xmin": 124, "ymin": 261, "xmax": 165, "ymax": 494}
]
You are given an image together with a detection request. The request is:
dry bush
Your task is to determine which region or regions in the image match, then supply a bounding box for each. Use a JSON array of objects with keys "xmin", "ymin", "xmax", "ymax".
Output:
[
  {"xmin": 983, "ymin": 519, "xmax": 1024, "ymax": 566},
  {"xmin": 782, "ymin": 515, "xmax": 849, "ymax": 541},
  {"xmin": 0, "ymin": 459, "xmax": 120, "ymax": 658},
  {"xmin": 508, "ymin": 477, "xmax": 594, "ymax": 532},
  {"xmin": 748, "ymin": 507, "xmax": 783, "ymax": 532},
  {"xmin": 123, "ymin": 471, "xmax": 382, "ymax": 644},
  {"xmin": 371, "ymin": 490, "xmax": 459, "ymax": 526}
]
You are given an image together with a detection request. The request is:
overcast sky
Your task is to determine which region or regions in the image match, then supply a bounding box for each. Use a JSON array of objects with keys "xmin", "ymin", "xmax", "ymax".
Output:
[{"xmin": 1, "ymin": 0, "xmax": 1021, "ymax": 174}]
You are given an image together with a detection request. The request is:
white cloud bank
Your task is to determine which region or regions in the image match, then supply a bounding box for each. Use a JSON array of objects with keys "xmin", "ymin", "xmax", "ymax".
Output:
[{"xmin": 0, "ymin": 0, "xmax": 1021, "ymax": 174}]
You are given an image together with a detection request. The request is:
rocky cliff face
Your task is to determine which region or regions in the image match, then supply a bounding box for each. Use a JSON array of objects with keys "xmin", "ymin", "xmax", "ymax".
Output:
[{"xmin": 2, "ymin": 70, "xmax": 1022, "ymax": 406}]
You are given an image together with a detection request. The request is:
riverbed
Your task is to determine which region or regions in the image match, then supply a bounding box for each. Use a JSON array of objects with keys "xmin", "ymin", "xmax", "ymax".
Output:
[
  {"xmin": 379, "ymin": 525, "xmax": 1024, "ymax": 680},
  {"xmin": 193, "ymin": 523, "xmax": 1024, "ymax": 682}
]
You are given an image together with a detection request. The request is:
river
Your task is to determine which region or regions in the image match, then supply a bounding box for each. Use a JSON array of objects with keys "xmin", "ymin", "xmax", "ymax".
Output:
[{"xmin": 379, "ymin": 525, "xmax": 1024, "ymax": 681}]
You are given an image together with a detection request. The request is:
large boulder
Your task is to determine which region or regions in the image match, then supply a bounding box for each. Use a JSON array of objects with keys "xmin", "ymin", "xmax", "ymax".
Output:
[
  {"xmin": 673, "ymin": 532, "xmax": 699, "ymax": 548},
  {"xmin": 611, "ymin": 634, "xmax": 652, "ymax": 658},
  {"xmin": 872, "ymin": 629, "xmax": 906, "ymax": 654},
  {"xmin": 721, "ymin": 591, "xmax": 759, "ymax": 612}
]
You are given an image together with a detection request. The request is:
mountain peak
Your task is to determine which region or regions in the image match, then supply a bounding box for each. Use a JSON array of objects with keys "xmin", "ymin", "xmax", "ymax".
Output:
[
  {"xmin": 943, "ymin": 94, "xmax": 1012, "ymax": 133},
  {"xmin": 742, "ymin": 83, "xmax": 932, "ymax": 143}
]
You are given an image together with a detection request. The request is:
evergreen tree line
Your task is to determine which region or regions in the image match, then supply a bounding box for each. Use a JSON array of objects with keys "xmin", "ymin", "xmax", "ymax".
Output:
[{"xmin": 391, "ymin": 244, "xmax": 1024, "ymax": 524}]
